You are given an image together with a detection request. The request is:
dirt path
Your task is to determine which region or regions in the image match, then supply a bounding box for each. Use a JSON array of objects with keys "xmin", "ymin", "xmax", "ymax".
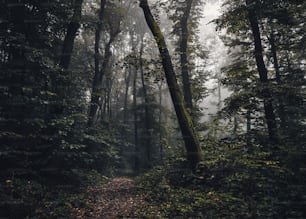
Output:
[{"xmin": 74, "ymin": 177, "xmax": 158, "ymax": 218}]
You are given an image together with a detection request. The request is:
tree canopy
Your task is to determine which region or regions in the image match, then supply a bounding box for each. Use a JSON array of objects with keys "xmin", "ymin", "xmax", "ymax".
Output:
[{"xmin": 0, "ymin": 0, "xmax": 305, "ymax": 218}]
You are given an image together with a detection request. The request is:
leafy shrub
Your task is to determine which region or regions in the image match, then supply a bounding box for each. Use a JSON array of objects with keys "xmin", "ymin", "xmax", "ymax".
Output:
[
  {"xmin": 0, "ymin": 170, "xmax": 108, "ymax": 218},
  {"xmin": 136, "ymin": 140, "xmax": 305, "ymax": 218}
]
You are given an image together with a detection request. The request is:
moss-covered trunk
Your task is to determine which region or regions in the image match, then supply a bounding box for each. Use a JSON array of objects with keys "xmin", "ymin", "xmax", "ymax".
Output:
[{"xmin": 139, "ymin": 0, "xmax": 202, "ymax": 169}]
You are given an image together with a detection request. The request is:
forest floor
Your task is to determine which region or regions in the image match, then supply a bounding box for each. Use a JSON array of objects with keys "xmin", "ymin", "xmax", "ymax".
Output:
[{"xmin": 73, "ymin": 177, "xmax": 161, "ymax": 218}]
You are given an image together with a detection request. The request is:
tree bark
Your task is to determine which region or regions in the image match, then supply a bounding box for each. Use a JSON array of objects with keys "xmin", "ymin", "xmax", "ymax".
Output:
[
  {"xmin": 88, "ymin": 39, "xmax": 113, "ymax": 126},
  {"xmin": 246, "ymin": 0, "xmax": 278, "ymax": 143},
  {"xmin": 180, "ymin": 0, "xmax": 194, "ymax": 110},
  {"xmin": 140, "ymin": 0, "xmax": 202, "ymax": 169},
  {"xmin": 87, "ymin": 0, "xmax": 107, "ymax": 126},
  {"xmin": 268, "ymin": 32, "xmax": 286, "ymax": 129},
  {"xmin": 59, "ymin": 0, "xmax": 83, "ymax": 69},
  {"xmin": 268, "ymin": 33, "xmax": 281, "ymax": 83}
]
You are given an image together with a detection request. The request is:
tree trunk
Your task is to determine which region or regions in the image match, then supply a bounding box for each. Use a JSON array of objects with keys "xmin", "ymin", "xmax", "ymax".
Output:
[
  {"xmin": 87, "ymin": 0, "xmax": 107, "ymax": 126},
  {"xmin": 139, "ymin": 37, "xmax": 152, "ymax": 168},
  {"xmin": 268, "ymin": 32, "xmax": 286, "ymax": 129},
  {"xmin": 53, "ymin": 0, "xmax": 83, "ymax": 118},
  {"xmin": 246, "ymin": 110, "xmax": 251, "ymax": 147},
  {"xmin": 180, "ymin": 0, "xmax": 194, "ymax": 110},
  {"xmin": 268, "ymin": 33, "xmax": 281, "ymax": 83},
  {"xmin": 158, "ymin": 82, "xmax": 164, "ymax": 161},
  {"xmin": 140, "ymin": 0, "xmax": 202, "ymax": 169},
  {"xmin": 246, "ymin": 0, "xmax": 278, "ymax": 143},
  {"xmin": 123, "ymin": 32, "xmax": 135, "ymax": 124},
  {"xmin": 107, "ymin": 77, "xmax": 113, "ymax": 119},
  {"xmin": 59, "ymin": 0, "xmax": 83, "ymax": 69},
  {"xmin": 133, "ymin": 65, "xmax": 139, "ymax": 172},
  {"xmin": 88, "ymin": 40, "xmax": 112, "ymax": 125},
  {"xmin": 123, "ymin": 66, "xmax": 132, "ymax": 124}
]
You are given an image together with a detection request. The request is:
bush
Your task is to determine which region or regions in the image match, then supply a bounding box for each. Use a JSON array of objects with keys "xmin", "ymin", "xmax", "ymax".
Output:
[{"xmin": 136, "ymin": 140, "xmax": 305, "ymax": 218}]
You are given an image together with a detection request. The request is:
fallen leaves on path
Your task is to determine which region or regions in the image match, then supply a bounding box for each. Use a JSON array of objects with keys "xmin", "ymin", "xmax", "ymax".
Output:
[{"xmin": 73, "ymin": 177, "xmax": 161, "ymax": 218}]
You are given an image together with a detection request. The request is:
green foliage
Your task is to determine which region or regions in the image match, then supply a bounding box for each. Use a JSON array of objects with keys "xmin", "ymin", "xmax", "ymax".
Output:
[
  {"xmin": 0, "ymin": 170, "xmax": 109, "ymax": 218},
  {"xmin": 84, "ymin": 122, "xmax": 134, "ymax": 175},
  {"xmin": 0, "ymin": 1, "xmax": 119, "ymax": 217},
  {"xmin": 158, "ymin": 0, "xmax": 209, "ymax": 115},
  {"xmin": 136, "ymin": 139, "xmax": 306, "ymax": 218},
  {"xmin": 214, "ymin": 0, "xmax": 306, "ymax": 145},
  {"xmin": 1, "ymin": 0, "xmax": 305, "ymax": 218}
]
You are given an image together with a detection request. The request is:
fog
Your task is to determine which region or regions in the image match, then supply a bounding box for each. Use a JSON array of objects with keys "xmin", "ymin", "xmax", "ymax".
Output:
[{"xmin": 199, "ymin": 0, "xmax": 230, "ymax": 119}]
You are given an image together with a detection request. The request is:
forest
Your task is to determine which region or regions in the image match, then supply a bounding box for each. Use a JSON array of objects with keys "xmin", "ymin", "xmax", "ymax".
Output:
[{"xmin": 0, "ymin": 0, "xmax": 305, "ymax": 218}]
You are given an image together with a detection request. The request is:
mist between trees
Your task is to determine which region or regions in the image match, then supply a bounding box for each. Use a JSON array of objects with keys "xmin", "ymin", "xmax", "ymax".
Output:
[{"xmin": 0, "ymin": 0, "xmax": 305, "ymax": 218}]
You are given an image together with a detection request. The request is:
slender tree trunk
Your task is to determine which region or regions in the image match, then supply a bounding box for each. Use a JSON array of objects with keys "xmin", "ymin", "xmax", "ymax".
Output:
[
  {"xmin": 139, "ymin": 37, "xmax": 152, "ymax": 168},
  {"xmin": 133, "ymin": 66, "xmax": 139, "ymax": 172},
  {"xmin": 87, "ymin": 0, "xmax": 106, "ymax": 126},
  {"xmin": 88, "ymin": 28, "xmax": 120, "ymax": 125},
  {"xmin": 87, "ymin": 33, "xmax": 102, "ymax": 126},
  {"xmin": 59, "ymin": 0, "xmax": 83, "ymax": 69},
  {"xmin": 107, "ymin": 77, "xmax": 112, "ymax": 119},
  {"xmin": 123, "ymin": 32, "xmax": 135, "ymax": 124},
  {"xmin": 268, "ymin": 33, "xmax": 281, "ymax": 83},
  {"xmin": 246, "ymin": 110, "xmax": 251, "ymax": 147},
  {"xmin": 268, "ymin": 32, "xmax": 286, "ymax": 129},
  {"xmin": 56, "ymin": 0, "xmax": 83, "ymax": 116},
  {"xmin": 140, "ymin": 0, "xmax": 202, "ymax": 169},
  {"xmin": 180, "ymin": 0, "xmax": 193, "ymax": 110},
  {"xmin": 123, "ymin": 67, "xmax": 132, "ymax": 123},
  {"xmin": 246, "ymin": 0, "xmax": 278, "ymax": 143},
  {"xmin": 158, "ymin": 82, "xmax": 164, "ymax": 161}
]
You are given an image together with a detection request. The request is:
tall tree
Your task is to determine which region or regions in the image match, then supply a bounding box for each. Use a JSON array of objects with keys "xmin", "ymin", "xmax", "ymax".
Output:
[
  {"xmin": 165, "ymin": 0, "xmax": 206, "ymax": 115},
  {"xmin": 139, "ymin": 37, "xmax": 154, "ymax": 168},
  {"xmin": 139, "ymin": 0, "xmax": 202, "ymax": 169},
  {"xmin": 180, "ymin": 0, "xmax": 194, "ymax": 110},
  {"xmin": 0, "ymin": 0, "xmax": 89, "ymax": 180},
  {"xmin": 87, "ymin": 0, "xmax": 123, "ymax": 126},
  {"xmin": 132, "ymin": 51, "xmax": 139, "ymax": 172},
  {"xmin": 246, "ymin": 0, "xmax": 278, "ymax": 143},
  {"xmin": 88, "ymin": 0, "xmax": 107, "ymax": 126}
]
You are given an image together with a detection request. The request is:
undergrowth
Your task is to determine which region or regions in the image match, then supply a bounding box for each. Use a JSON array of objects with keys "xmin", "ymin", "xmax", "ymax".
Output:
[
  {"xmin": 136, "ymin": 140, "xmax": 306, "ymax": 218},
  {"xmin": 0, "ymin": 169, "xmax": 109, "ymax": 218}
]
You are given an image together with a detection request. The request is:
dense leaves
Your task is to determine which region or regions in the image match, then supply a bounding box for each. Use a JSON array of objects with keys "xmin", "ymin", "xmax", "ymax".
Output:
[
  {"xmin": 137, "ymin": 139, "xmax": 306, "ymax": 218},
  {"xmin": 0, "ymin": 0, "xmax": 305, "ymax": 218}
]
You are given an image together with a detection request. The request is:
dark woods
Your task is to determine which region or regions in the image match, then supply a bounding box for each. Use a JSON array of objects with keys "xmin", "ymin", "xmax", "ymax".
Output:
[{"xmin": 0, "ymin": 0, "xmax": 305, "ymax": 218}]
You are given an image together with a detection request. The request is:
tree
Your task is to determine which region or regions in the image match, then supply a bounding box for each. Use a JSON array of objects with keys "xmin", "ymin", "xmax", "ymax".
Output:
[
  {"xmin": 88, "ymin": 0, "xmax": 107, "ymax": 126},
  {"xmin": 245, "ymin": 0, "xmax": 278, "ymax": 143},
  {"xmin": 139, "ymin": 0, "xmax": 202, "ymax": 169},
  {"xmin": 214, "ymin": 2, "xmax": 306, "ymax": 215},
  {"xmin": 163, "ymin": 0, "xmax": 206, "ymax": 116},
  {"xmin": 0, "ymin": 0, "xmax": 90, "ymax": 187},
  {"xmin": 60, "ymin": 0, "xmax": 84, "ymax": 69},
  {"xmin": 179, "ymin": 0, "xmax": 194, "ymax": 110}
]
